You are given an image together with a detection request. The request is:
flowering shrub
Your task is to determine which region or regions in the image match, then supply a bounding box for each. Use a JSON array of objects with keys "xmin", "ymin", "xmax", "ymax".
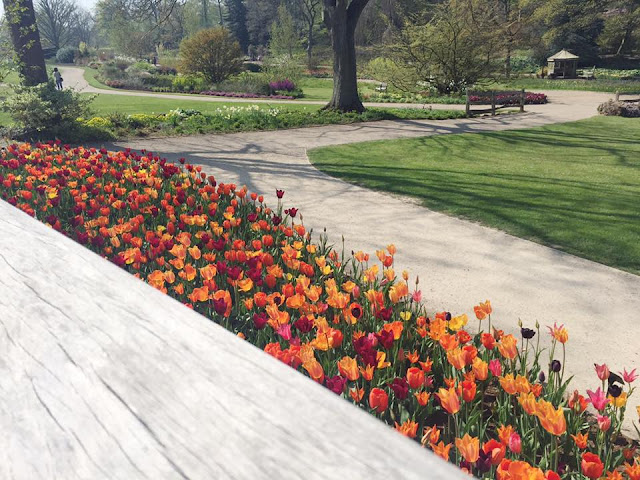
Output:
[
  {"xmin": 468, "ymin": 92, "xmax": 548, "ymax": 105},
  {"xmin": 1, "ymin": 143, "xmax": 638, "ymax": 479},
  {"xmin": 199, "ymin": 90, "xmax": 295, "ymax": 100},
  {"xmin": 598, "ymin": 100, "xmax": 640, "ymax": 118},
  {"xmin": 269, "ymin": 79, "xmax": 296, "ymax": 92}
]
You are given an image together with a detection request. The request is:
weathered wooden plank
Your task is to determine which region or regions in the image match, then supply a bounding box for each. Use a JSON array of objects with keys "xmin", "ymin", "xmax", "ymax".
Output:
[{"xmin": 0, "ymin": 200, "xmax": 466, "ymax": 480}]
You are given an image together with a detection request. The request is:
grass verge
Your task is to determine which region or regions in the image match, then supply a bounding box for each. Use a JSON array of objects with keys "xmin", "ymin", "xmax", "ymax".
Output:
[{"xmin": 309, "ymin": 116, "xmax": 640, "ymax": 274}]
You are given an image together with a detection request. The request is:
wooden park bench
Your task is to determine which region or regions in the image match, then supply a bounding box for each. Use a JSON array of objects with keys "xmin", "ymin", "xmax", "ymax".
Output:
[
  {"xmin": 375, "ymin": 82, "xmax": 387, "ymax": 93},
  {"xmin": 578, "ymin": 66, "xmax": 596, "ymax": 80},
  {"xmin": 466, "ymin": 89, "xmax": 526, "ymax": 116}
]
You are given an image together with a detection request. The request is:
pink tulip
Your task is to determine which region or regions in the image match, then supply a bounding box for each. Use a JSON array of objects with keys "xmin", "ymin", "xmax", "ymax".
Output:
[
  {"xmin": 586, "ymin": 387, "xmax": 610, "ymax": 411},
  {"xmin": 489, "ymin": 359, "xmax": 502, "ymax": 377},
  {"xmin": 508, "ymin": 432, "xmax": 522, "ymax": 454},
  {"xmin": 596, "ymin": 414, "xmax": 611, "ymax": 432},
  {"xmin": 276, "ymin": 324, "xmax": 292, "ymax": 341},
  {"xmin": 622, "ymin": 368, "xmax": 638, "ymax": 384},
  {"xmin": 412, "ymin": 290, "xmax": 422, "ymax": 303},
  {"xmin": 594, "ymin": 363, "xmax": 610, "ymax": 381}
]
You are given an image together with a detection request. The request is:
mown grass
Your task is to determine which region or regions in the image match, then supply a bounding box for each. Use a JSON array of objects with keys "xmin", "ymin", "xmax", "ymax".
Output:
[
  {"xmin": 494, "ymin": 77, "xmax": 640, "ymax": 94},
  {"xmin": 309, "ymin": 116, "xmax": 640, "ymax": 274}
]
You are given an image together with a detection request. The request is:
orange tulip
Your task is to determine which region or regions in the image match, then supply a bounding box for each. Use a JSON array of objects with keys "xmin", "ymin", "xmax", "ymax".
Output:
[
  {"xmin": 349, "ymin": 387, "xmax": 364, "ymax": 403},
  {"xmin": 474, "ymin": 300, "xmax": 492, "ymax": 320},
  {"xmin": 337, "ymin": 356, "xmax": 360, "ymax": 381},
  {"xmin": 499, "ymin": 374, "xmax": 518, "ymax": 395},
  {"xmin": 406, "ymin": 367, "xmax": 425, "ymax": 389},
  {"xmin": 431, "ymin": 441, "xmax": 452, "ymax": 461},
  {"xmin": 625, "ymin": 460, "xmax": 640, "ymax": 480},
  {"xmin": 369, "ymin": 388, "xmax": 389, "ymax": 414},
  {"xmin": 421, "ymin": 425, "xmax": 440, "ymax": 446},
  {"xmin": 436, "ymin": 387, "xmax": 460, "ymax": 415},
  {"xmin": 483, "ymin": 439, "xmax": 506, "ymax": 466},
  {"xmin": 497, "ymin": 425, "xmax": 515, "ymax": 445},
  {"xmin": 571, "ymin": 433, "xmax": 588, "ymax": 450},
  {"xmin": 581, "ymin": 452, "xmax": 604, "ymax": 479},
  {"xmin": 472, "ymin": 357, "xmax": 489, "ymax": 381},
  {"xmin": 302, "ymin": 360, "xmax": 324, "ymax": 384},
  {"xmin": 515, "ymin": 375, "xmax": 531, "ymax": 394},
  {"xmin": 394, "ymin": 419, "xmax": 418, "ymax": 438},
  {"xmin": 447, "ymin": 348, "xmax": 466, "ymax": 370},
  {"xmin": 414, "ymin": 391, "xmax": 431, "ymax": 406},
  {"xmin": 439, "ymin": 333, "xmax": 459, "ymax": 351},
  {"xmin": 497, "ymin": 459, "xmax": 545, "ymax": 480},
  {"xmin": 359, "ymin": 364, "xmax": 375, "ymax": 381},
  {"xmin": 536, "ymin": 399, "xmax": 567, "ymax": 436},
  {"xmin": 461, "ymin": 379, "xmax": 477, "ymax": 403},
  {"xmin": 455, "ymin": 434, "xmax": 480, "ymax": 464},
  {"xmin": 517, "ymin": 392, "xmax": 537, "ymax": 415},
  {"xmin": 547, "ymin": 322, "xmax": 569, "ymax": 344},
  {"xmin": 498, "ymin": 334, "xmax": 518, "ymax": 360}
]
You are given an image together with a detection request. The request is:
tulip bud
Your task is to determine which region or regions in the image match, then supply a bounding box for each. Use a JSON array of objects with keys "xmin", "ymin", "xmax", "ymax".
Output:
[{"xmin": 508, "ymin": 432, "xmax": 522, "ymax": 454}]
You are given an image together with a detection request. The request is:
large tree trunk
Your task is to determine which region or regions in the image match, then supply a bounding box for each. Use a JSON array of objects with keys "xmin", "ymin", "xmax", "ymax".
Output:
[
  {"xmin": 323, "ymin": 0, "xmax": 369, "ymax": 112},
  {"xmin": 4, "ymin": 0, "xmax": 48, "ymax": 85}
]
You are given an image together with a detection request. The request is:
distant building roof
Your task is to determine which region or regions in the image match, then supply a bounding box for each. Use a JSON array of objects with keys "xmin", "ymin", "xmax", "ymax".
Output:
[{"xmin": 547, "ymin": 49, "xmax": 579, "ymax": 61}]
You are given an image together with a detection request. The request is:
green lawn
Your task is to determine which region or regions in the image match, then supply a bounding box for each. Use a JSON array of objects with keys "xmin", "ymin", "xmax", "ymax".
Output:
[
  {"xmin": 298, "ymin": 77, "xmax": 376, "ymax": 101},
  {"xmin": 309, "ymin": 116, "xmax": 640, "ymax": 274},
  {"xmin": 89, "ymin": 93, "xmax": 322, "ymax": 115}
]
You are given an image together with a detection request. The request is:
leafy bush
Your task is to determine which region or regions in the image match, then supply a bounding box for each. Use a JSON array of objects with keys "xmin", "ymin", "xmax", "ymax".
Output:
[
  {"xmin": 179, "ymin": 27, "xmax": 244, "ymax": 83},
  {"xmin": 129, "ymin": 61, "xmax": 156, "ymax": 73},
  {"xmin": 510, "ymin": 55, "xmax": 540, "ymax": 74},
  {"xmin": 216, "ymin": 72, "xmax": 271, "ymax": 96},
  {"xmin": 172, "ymin": 74, "xmax": 210, "ymax": 92},
  {"xmin": 157, "ymin": 65, "xmax": 178, "ymax": 75},
  {"xmin": 74, "ymin": 106, "xmax": 465, "ymax": 139},
  {"xmin": 262, "ymin": 55, "xmax": 304, "ymax": 85},
  {"xmin": 2, "ymin": 80, "xmax": 94, "ymax": 139},
  {"xmin": 56, "ymin": 47, "xmax": 76, "ymax": 64},
  {"xmin": 598, "ymin": 100, "xmax": 640, "ymax": 117},
  {"xmin": 245, "ymin": 62, "xmax": 262, "ymax": 73}
]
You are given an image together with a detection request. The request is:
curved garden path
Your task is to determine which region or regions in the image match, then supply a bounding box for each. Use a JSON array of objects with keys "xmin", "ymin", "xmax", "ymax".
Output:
[{"xmin": 63, "ymin": 66, "xmax": 640, "ymax": 430}]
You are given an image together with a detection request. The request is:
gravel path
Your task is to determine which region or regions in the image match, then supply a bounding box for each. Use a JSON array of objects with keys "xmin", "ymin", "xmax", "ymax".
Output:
[{"xmin": 65, "ymin": 66, "xmax": 640, "ymax": 431}]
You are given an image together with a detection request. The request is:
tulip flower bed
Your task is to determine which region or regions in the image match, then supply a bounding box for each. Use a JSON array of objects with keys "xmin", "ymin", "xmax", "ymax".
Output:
[{"xmin": 1, "ymin": 142, "xmax": 639, "ymax": 479}]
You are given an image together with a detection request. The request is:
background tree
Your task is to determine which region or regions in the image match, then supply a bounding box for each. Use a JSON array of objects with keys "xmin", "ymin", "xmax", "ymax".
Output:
[
  {"xmin": 598, "ymin": 0, "xmax": 640, "ymax": 56},
  {"xmin": 246, "ymin": 0, "xmax": 279, "ymax": 47},
  {"xmin": 322, "ymin": 0, "xmax": 370, "ymax": 112},
  {"xmin": 225, "ymin": 0, "xmax": 249, "ymax": 52},
  {"xmin": 3, "ymin": 0, "xmax": 48, "ymax": 85},
  {"xmin": 389, "ymin": 0, "xmax": 498, "ymax": 94},
  {"xmin": 269, "ymin": 3, "xmax": 298, "ymax": 57},
  {"xmin": 292, "ymin": 0, "xmax": 321, "ymax": 67},
  {"xmin": 36, "ymin": 0, "xmax": 79, "ymax": 50},
  {"xmin": 527, "ymin": 0, "xmax": 605, "ymax": 62},
  {"xmin": 179, "ymin": 27, "xmax": 243, "ymax": 82}
]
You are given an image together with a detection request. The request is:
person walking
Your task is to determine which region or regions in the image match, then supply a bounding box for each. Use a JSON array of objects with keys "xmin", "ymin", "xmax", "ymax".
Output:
[{"xmin": 53, "ymin": 68, "xmax": 63, "ymax": 90}]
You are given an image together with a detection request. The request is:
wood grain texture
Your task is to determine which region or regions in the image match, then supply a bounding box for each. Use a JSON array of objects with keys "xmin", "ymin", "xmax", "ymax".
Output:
[{"xmin": 0, "ymin": 200, "xmax": 467, "ymax": 480}]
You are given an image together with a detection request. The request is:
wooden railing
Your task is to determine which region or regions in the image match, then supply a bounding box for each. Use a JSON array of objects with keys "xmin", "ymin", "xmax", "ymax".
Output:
[
  {"xmin": 0, "ymin": 199, "xmax": 468, "ymax": 480},
  {"xmin": 466, "ymin": 89, "xmax": 526, "ymax": 116}
]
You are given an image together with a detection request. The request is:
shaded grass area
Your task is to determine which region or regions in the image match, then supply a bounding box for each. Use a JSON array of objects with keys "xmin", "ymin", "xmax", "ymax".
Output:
[{"xmin": 309, "ymin": 116, "xmax": 640, "ymax": 274}]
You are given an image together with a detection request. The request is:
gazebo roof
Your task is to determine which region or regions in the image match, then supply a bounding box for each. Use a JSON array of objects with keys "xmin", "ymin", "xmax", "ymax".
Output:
[{"xmin": 547, "ymin": 49, "xmax": 579, "ymax": 61}]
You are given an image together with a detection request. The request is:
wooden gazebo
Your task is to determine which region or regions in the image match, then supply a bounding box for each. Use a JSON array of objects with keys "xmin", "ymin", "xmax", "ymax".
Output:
[{"xmin": 547, "ymin": 49, "xmax": 579, "ymax": 78}]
